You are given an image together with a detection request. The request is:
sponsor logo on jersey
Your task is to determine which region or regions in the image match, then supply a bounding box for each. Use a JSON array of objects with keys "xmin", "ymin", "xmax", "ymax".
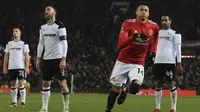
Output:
[
  {"xmin": 43, "ymin": 34, "xmax": 56, "ymax": 37},
  {"xmin": 10, "ymin": 48, "xmax": 21, "ymax": 50}
]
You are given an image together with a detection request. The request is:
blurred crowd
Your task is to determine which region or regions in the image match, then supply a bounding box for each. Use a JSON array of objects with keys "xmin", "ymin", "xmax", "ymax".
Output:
[{"xmin": 0, "ymin": 0, "xmax": 200, "ymax": 90}]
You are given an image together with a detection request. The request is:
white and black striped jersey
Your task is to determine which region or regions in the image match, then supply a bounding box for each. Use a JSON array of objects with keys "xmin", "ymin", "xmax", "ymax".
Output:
[{"xmin": 5, "ymin": 40, "xmax": 30, "ymax": 70}]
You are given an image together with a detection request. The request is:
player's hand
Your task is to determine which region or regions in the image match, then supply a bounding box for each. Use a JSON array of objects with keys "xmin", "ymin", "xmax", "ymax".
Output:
[
  {"xmin": 36, "ymin": 57, "xmax": 40, "ymax": 72},
  {"xmin": 132, "ymin": 31, "xmax": 149, "ymax": 43},
  {"xmin": 3, "ymin": 68, "xmax": 8, "ymax": 74},
  {"xmin": 176, "ymin": 63, "xmax": 183, "ymax": 74},
  {"xmin": 59, "ymin": 59, "xmax": 66, "ymax": 70},
  {"xmin": 25, "ymin": 68, "xmax": 30, "ymax": 74}
]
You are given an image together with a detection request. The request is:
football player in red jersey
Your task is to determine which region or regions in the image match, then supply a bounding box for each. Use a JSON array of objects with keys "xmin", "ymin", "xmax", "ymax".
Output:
[{"xmin": 105, "ymin": 2, "xmax": 159, "ymax": 112}]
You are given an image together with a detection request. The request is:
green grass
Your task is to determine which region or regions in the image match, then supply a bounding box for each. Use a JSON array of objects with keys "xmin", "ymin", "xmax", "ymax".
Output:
[{"xmin": 0, "ymin": 93, "xmax": 199, "ymax": 112}]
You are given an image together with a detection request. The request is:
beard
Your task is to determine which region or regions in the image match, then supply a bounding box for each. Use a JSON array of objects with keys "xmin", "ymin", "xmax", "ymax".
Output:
[{"xmin": 13, "ymin": 36, "xmax": 17, "ymax": 39}]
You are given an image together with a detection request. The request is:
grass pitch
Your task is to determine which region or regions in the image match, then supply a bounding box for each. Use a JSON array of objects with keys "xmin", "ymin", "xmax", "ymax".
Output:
[{"xmin": 0, "ymin": 93, "xmax": 199, "ymax": 112}]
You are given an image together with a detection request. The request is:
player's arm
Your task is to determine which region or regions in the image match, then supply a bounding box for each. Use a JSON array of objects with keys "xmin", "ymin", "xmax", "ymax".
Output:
[
  {"xmin": 3, "ymin": 44, "xmax": 9, "ymax": 74},
  {"xmin": 151, "ymin": 24, "xmax": 160, "ymax": 57},
  {"xmin": 36, "ymin": 28, "xmax": 44, "ymax": 71},
  {"xmin": 37, "ymin": 28, "xmax": 44, "ymax": 59},
  {"xmin": 175, "ymin": 33, "xmax": 183, "ymax": 73},
  {"xmin": 175, "ymin": 33, "xmax": 182, "ymax": 63},
  {"xmin": 118, "ymin": 21, "xmax": 133, "ymax": 49},
  {"xmin": 24, "ymin": 42, "xmax": 30, "ymax": 73},
  {"xmin": 57, "ymin": 21, "xmax": 68, "ymax": 69},
  {"xmin": 58, "ymin": 24, "xmax": 68, "ymax": 61}
]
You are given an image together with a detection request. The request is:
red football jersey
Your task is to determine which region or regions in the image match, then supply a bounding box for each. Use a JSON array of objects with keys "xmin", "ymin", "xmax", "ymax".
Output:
[{"xmin": 117, "ymin": 18, "xmax": 159, "ymax": 65}]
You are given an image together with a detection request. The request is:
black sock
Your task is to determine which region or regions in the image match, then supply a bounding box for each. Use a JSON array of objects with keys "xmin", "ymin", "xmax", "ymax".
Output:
[
  {"xmin": 106, "ymin": 90, "xmax": 119, "ymax": 110},
  {"xmin": 17, "ymin": 89, "xmax": 20, "ymax": 100}
]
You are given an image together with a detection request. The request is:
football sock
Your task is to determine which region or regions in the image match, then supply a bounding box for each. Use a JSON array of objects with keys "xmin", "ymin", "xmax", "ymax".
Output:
[
  {"xmin": 62, "ymin": 92, "xmax": 70, "ymax": 110},
  {"xmin": 11, "ymin": 87, "xmax": 17, "ymax": 103},
  {"xmin": 17, "ymin": 88, "xmax": 20, "ymax": 100},
  {"xmin": 19, "ymin": 86, "xmax": 26, "ymax": 103},
  {"xmin": 42, "ymin": 87, "xmax": 51, "ymax": 110},
  {"xmin": 155, "ymin": 88, "xmax": 162, "ymax": 109},
  {"xmin": 106, "ymin": 90, "xmax": 119, "ymax": 110},
  {"xmin": 170, "ymin": 87, "xmax": 177, "ymax": 110}
]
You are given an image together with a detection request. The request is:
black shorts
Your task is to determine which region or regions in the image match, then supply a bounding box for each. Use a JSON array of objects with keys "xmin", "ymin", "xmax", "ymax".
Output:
[
  {"xmin": 8, "ymin": 69, "xmax": 25, "ymax": 81},
  {"xmin": 42, "ymin": 59, "xmax": 66, "ymax": 81},
  {"xmin": 153, "ymin": 64, "xmax": 176, "ymax": 82}
]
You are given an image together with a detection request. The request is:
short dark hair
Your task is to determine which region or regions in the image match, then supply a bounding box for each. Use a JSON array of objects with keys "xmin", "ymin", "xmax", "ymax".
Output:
[
  {"xmin": 12, "ymin": 26, "xmax": 21, "ymax": 31},
  {"xmin": 161, "ymin": 15, "xmax": 172, "ymax": 21},
  {"xmin": 135, "ymin": 1, "xmax": 149, "ymax": 9}
]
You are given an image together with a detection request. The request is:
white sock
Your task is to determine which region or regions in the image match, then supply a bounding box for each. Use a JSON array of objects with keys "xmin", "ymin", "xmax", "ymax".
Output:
[
  {"xmin": 155, "ymin": 88, "xmax": 162, "ymax": 109},
  {"xmin": 19, "ymin": 86, "xmax": 26, "ymax": 103},
  {"xmin": 42, "ymin": 87, "xmax": 51, "ymax": 110},
  {"xmin": 11, "ymin": 87, "xmax": 17, "ymax": 103},
  {"xmin": 62, "ymin": 93, "xmax": 69, "ymax": 110},
  {"xmin": 170, "ymin": 87, "xmax": 177, "ymax": 110}
]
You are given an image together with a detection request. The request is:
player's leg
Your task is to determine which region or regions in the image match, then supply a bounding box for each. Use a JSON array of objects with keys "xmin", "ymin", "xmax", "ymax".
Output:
[
  {"xmin": 58, "ymin": 79, "xmax": 70, "ymax": 112},
  {"xmin": 9, "ymin": 70, "xmax": 18, "ymax": 107},
  {"xmin": 169, "ymin": 81, "xmax": 177, "ymax": 112},
  {"xmin": 117, "ymin": 64, "xmax": 144, "ymax": 105},
  {"xmin": 105, "ymin": 61, "xmax": 128, "ymax": 112},
  {"xmin": 55, "ymin": 59, "xmax": 70, "ymax": 112},
  {"xmin": 18, "ymin": 70, "xmax": 26, "ymax": 107},
  {"xmin": 105, "ymin": 85, "xmax": 121, "ymax": 112},
  {"xmin": 165, "ymin": 64, "xmax": 177, "ymax": 112},
  {"xmin": 39, "ymin": 60, "xmax": 52, "ymax": 112},
  {"xmin": 153, "ymin": 64, "xmax": 164, "ymax": 112},
  {"xmin": 16, "ymin": 79, "xmax": 21, "ymax": 101}
]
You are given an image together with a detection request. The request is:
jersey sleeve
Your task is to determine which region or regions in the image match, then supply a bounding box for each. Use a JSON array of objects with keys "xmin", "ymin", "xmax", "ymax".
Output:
[
  {"xmin": 4, "ymin": 44, "xmax": 9, "ymax": 53},
  {"xmin": 37, "ymin": 28, "xmax": 44, "ymax": 57},
  {"xmin": 118, "ymin": 20, "xmax": 134, "ymax": 49},
  {"xmin": 56, "ymin": 21, "xmax": 67, "ymax": 41},
  {"xmin": 174, "ymin": 33, "xmax": 182, "ymax": 62},
  {"xmin": 151, "ymin": 24, "xmax": 160, "ymax": 53},
  {"xmin": 23, "ymin": 42, "xmax": 30, "ymax": 53}
]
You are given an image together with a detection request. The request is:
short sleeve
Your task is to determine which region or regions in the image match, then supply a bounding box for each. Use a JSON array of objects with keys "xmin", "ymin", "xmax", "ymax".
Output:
[
  {"xmin": 4, "ymin": 44, "xmax": 9, "ymax": 53},
  {"xmin": 23, "ymin": 42, "xmax": 30, "ymax": 53}
]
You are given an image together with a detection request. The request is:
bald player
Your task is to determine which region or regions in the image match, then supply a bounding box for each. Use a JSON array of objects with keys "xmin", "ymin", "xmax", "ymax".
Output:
[{"xmin": 36, "ymin": 6, "xmax": 69, "ymax": 112}]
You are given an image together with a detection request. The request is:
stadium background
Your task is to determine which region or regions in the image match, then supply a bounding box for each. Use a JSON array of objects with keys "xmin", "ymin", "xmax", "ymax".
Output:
[{"xmin": 0, "ymin": 0, "xmax": 200, "ymax": 94}]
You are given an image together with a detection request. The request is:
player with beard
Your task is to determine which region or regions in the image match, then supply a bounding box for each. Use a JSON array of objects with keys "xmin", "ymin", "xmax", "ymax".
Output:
[
  {"xmin": 3, "ymin": 27, "xmax": 30, "ymax": 107},
  {"xmin": 105, "ymin": 2, "xmax": 159, "ymax": 112},
  {"xmin": 153, "ymin": 15, "xmax": 183, "ymax": 112},
  {"xmin": 36, "ymin": 6, "xmax": 69, "ymax": 112}
]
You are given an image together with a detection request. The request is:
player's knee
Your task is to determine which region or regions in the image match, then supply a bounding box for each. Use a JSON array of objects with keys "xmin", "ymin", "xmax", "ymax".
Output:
[
  {"xmin": 128, "ymin": 80, "xmax": 141, "ymax": 94},
  {"xmin": 169, "ymin": 81, "xmax": 176, "ymax": 88},
  {"xmin": 111, "ymin": 86, "xmax": 121, "ymax": 93},
  {"xmin": 155, "ymin": 80, "xmax": 163, "ymax": 89},
  {"xmin": 42, "ymin": 81, "xmax": 51, "ymax": 88}
]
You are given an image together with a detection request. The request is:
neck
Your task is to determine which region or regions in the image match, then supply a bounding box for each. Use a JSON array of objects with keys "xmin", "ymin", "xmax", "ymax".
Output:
[
  {"xmin": 137, "ymin": 17, "xmax": 148, "ymax": 23},
  {"xmin": 13, "ymin": 37, "xmax": 20, "ymax": 41},
  {"xmin": 163, "ymin": 27, "xmax": 170, "ymax": 30},
  {"xmin": 47, "ymin": 17, "xmax": 56, "ymax": 25}
]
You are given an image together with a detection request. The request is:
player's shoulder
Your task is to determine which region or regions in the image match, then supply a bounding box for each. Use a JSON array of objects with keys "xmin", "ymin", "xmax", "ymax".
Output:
[
  {"xmin": 125, "ymin": 18, "xmax": 137, "ymax": 23},
  {"xmin": 148, "ymin": 20, "xmax": 158, "ymax": 26},
  {"xmin": 55, "ymin": 20, "xmax": 65, "ymax": 29},
  {"xmin": 20, "ymin": 40, "xmax": 28, "ymax": 45},
  {"xmin": 122, "ymin": 18, "xmax": 137, "ymax": 27}
]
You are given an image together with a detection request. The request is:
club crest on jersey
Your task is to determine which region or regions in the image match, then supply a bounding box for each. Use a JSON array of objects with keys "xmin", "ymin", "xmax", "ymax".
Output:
[{"xmin": 148, "ymin": 29, "xmax": 154, "ymax": 36}]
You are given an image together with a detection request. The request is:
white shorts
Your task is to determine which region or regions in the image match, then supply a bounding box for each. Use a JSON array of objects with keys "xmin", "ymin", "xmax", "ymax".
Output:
[{"xmin": 110, "ymin": 60, "xmax": 144, "ymax": 87}]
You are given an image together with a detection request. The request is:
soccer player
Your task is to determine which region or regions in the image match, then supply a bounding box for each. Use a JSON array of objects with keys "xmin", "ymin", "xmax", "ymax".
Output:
[
  {"xmin": 36, "ymin": 6, "xmax": 69, "ymax": 112},
  {"xmin": 105, "ymin": 2, "xmax": 159, "ymax": 112},
  {"xmin": 3, "ymin": 27, "xmax": 30, "ymax": 107},
  {"xmin": 153, "ymin": 16, "xmax": 183, "ymax": 112}
]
